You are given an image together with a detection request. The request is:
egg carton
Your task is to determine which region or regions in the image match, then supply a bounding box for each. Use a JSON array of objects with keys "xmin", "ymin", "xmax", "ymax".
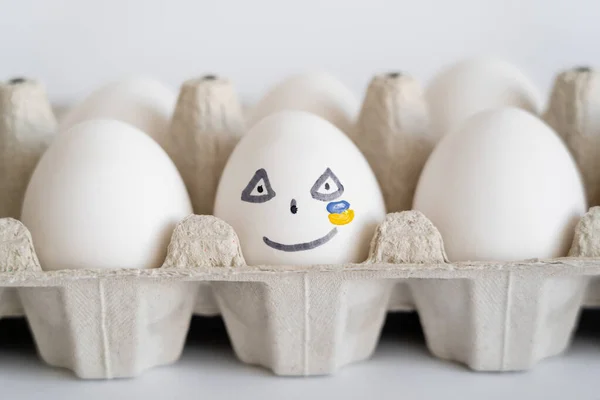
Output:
[
  {"xmin": 2, "ymin": 66, "xmax": 600, "ymax": 380},
  {"xmin": 0, "ymin": 207, "xmax": 599, "ymax": 379},
  {"xmin": 6, "ymin": 274, "xmax": 600, "ymax": 320},
  {"xmin": 4, "ymin": 70, "xmax": 599, "ymax": 324}
]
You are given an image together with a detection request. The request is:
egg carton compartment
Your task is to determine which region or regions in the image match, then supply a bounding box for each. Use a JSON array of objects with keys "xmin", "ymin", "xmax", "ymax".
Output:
[
  {"xmin": 193, "ymin": 283, "xmax": 221, "ymax": 316},
  {"xmin": 0, "ymin": 283, "xmax": 221, "ymax": 320},
  {"xmin": 11, "ymin": 276, "xmax": 593, "ymax": 320},
  {"xmin": 0, "ymin": 288, "xmax": 22, "ymax": 318},
  {"xmin": 0, "ymin": 208, "xmax": 598, "ymax": 379},
  {"xmin": 4, "ymin": 278, "xmax": 596, "ymax": 321},
  {"xmin": 389, "ymin": 278, "xmax": 600, "ymax": 312},
  {"xmin": 387, "ymin": 282, "xmax": 414, "ymax": 311},
  {"xmin": 584, "ymin": 278, "xmax": 600, "ymax": 307}
]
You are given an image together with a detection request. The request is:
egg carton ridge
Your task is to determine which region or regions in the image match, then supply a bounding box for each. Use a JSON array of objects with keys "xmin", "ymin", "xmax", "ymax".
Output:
[{"xmin": 0, "ymin": 209, "xmax": 597, "ymax": 377}]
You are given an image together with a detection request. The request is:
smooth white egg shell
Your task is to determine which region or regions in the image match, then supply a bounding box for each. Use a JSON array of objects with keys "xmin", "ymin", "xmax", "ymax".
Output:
[
  {"xmin": 214, "ymin": 111, "xmax": 386, "ymax": 266},
  {"xmin": 21, "ymin": 119, "xmax": 192, "ymax": 270},
  {"xmin": 426, "ymin": 58, "xmax": 542, "ymax": 139},
  {"xmin": 59, "ymin": 77, "xmax": 176, "ymax": 144},
  {"xmin": 248, "ymin": 72, "xmax": 359, "ymax": 134},
  {"xmin": 413, "ymin": 108, "xmax": 587, "ymax": 262}
]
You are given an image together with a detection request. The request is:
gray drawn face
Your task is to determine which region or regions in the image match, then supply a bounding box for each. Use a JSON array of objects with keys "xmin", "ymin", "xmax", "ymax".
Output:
[
  {"xmin": 240, "ymin": 168, "xmax": 344, "ymax": 253},
  {"xmin": 240, "ymin": 168, "xmax": 276, "ymax": 203},
  {"xmin": 310, "ymin": 168, "xmax": 344, "ymax": 201}
]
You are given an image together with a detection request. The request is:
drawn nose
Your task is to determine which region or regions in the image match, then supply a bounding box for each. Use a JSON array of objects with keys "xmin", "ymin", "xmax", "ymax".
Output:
[{"xmin": 290, "ymin": 199, "xmax": 298, "ymax": 214}]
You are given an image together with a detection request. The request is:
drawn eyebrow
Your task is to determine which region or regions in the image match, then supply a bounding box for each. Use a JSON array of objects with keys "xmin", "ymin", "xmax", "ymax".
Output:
[
  {"xmin": 310, "ymin": 168, "xmax": 344, "ymax": 201},
  {"xmin": 241, "ymin": 168, "xmax": 276, "ymax": 203}
]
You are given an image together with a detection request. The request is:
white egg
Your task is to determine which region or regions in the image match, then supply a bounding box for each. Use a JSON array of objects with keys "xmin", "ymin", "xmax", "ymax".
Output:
[
  {"xmin": 21, "ymin": 119, "xmax": 192, "ymax": 270},
  {"xmin": 426, "ymin": 58, "xmax": 542, "ymax": 139},
  {"xmin": 413, "ymin": 108, "xmax": 586, "ymax": 262},
  {"xmin": 214, "ymin": 111, "xmax": 386, "ymax": 266},
  {"xmin": 59, "ymin": 77, "xmax": 176, "ymax": 145},
  {"xmin": 248, "ymin": 72, "xmax": 359, "ymax": 134}
]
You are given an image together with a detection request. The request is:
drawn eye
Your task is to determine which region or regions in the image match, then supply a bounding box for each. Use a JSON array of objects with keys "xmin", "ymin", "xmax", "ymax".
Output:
[
  {"xmin": 241, "ymin": 168, "xmax": 276, "ymax": 203},
  {"xmin": 310, "ymin": 168, "xmax": 344, "ymax": 201}
]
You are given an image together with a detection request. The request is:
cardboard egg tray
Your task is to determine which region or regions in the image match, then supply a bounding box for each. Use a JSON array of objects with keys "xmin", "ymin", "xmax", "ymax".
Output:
[
  {"xmin": 2, "ymin": 67, "xmax": 600, "ymax": 380},
  {"xmin": 1, "ymin": 207, "xmax": 599, "ymax": 379}
]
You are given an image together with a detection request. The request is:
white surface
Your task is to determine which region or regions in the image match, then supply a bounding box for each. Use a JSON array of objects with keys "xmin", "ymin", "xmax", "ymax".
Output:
[
  {"xmin": 0, "ymin": 323, "xmax": 598, "ymax": 399},
  {"xmin": 1, "ymin": 0, "xmax": 599, "ymax": 105}
]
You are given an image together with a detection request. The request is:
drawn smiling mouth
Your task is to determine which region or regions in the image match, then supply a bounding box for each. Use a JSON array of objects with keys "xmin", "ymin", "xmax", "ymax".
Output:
[{"xmin": 263, "ymin": 228, "xmax": 338, "ymax": 252}]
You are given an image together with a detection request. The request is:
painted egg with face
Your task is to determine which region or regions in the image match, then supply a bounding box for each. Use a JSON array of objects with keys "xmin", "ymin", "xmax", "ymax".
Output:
[{"xmin": 214, "ymin": 111, "xmax": 386, "ymax": 265}]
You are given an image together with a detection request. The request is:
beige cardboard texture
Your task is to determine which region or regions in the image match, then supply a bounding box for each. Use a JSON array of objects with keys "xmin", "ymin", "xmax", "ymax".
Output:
[
  {"xmin": 0, "ymin": 288, "xmax": 22, "ymax": 317},
  {"xmin": 545, "ymin": 68, "xmax": 600, "ymax": 307},
  {"xmin": 165, "ymin": 76, "xmax": 244, "ymax": 216},
  {"xmin": 0, "ymin": 79, "xmax": 56, "ymax": 220},
  {"xmin": 19, "ymin": 280, "xmax": 197, "ymax": 379},
  {"xmin": 0, "ymin": 208, "xmax": 598, "ymax": 378},
  {"xmin": 545, "ymin": 67, "xmax": 600, "ymax": 207},
  {"xmin": 387, "ymin": 282, "xmax": 414, "ymax": 311},
  {"xmin": 193, "ymin": 283, "xmax": 220, "ymax": 316},
  {"xmin": 353, "ymin": 73, "xmax": 433, "ymax": 213}
]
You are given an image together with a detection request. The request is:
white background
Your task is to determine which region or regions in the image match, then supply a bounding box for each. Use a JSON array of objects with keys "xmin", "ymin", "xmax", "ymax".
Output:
[{"xmin": 0, "ymin": 0, "xmax": 597, "ymax": 106}]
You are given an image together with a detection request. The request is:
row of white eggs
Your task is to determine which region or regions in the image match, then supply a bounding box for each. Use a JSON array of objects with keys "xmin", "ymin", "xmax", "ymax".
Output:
[{"xmin": 14, "ymin": 58, "xmax": 587, "ymax": 271}]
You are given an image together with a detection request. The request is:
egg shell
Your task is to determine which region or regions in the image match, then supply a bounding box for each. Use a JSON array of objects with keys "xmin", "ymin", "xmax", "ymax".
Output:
[
  {"xmin": 59, "ymin": 77, "xmax": 176, "ymax": 145},
  {"xmin": 214, "ymin": 111, "xmax": 386, "ymax": 266},
  {"xmin": 248, "ymin": 72, "xmax": 359, "ymax": 134},
  {"xmin": 426, "ymin": 58, "xmax": 542, "ymax": 139},
  {"xmin": 413, "ymin": 108, "xmax": 587, "ymax": 262},
  {"xmin": 21, "ymin": 119, "xmax": 192, "ymax": 270}
]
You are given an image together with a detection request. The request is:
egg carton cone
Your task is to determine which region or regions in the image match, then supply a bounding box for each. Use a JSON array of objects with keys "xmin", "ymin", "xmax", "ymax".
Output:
[
  {"xmin": 351, "ymin": 73, "xmax": 433, "ymax": 315},
  {"xmin": 165, "ymin": 76, "xmax": 244, "ymax": 319},
  {"xmin": 0, "ymin": 78, "xmax": 56, "ymax": 220},
  {"xmin": 353, "ymin": 72, "xmax": 433, "ymax": 213},
  {"xmin": 544, "ymin": 66, "xmax": 600, "ymax": 207},
  {"xmin": 570, "ymin": 207, "xmax": 600, "ymax": 308},
  {"xmin": 166, "ymin": 75, "xmax": 245, "ymax": 216},
  {"xmin": 0, "ymin": 206, "xmax": 598, "ymax": 378},
  {"xmin": 544, "ymin": 67, "xmax": 600, "ymax": 308}
]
